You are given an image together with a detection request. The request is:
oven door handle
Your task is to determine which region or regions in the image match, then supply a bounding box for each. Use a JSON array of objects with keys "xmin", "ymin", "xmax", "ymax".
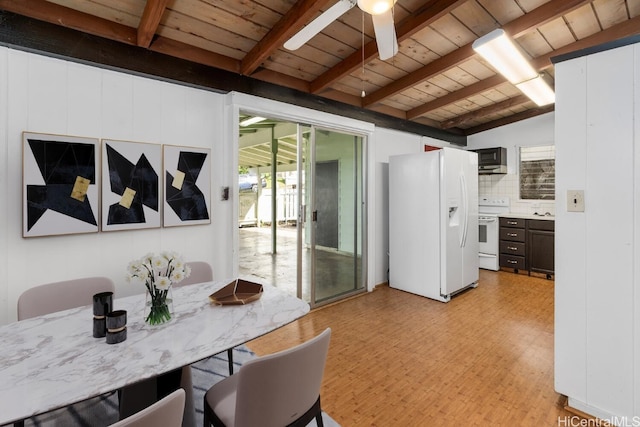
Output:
[{"xmin": 479, "ymin": 217, "xmax": 497, "ymax": 223}]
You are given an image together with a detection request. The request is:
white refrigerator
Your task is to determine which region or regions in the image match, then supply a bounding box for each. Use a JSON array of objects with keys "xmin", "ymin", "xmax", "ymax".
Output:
[{"xmin": 389, "ymin": 148, "xmax": 479, "ymax": 302}]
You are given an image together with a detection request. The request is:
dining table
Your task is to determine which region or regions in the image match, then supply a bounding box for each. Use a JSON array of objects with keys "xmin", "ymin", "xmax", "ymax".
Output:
[{"xmin": 0, "ymin": 279, "xmax": 310, "ymax": 426}]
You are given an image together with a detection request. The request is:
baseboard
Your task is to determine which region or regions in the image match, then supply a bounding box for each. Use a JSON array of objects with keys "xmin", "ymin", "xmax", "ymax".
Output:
[{"xmin": 563, "ymin": 396, "xmax": 617, "ymax": 426}]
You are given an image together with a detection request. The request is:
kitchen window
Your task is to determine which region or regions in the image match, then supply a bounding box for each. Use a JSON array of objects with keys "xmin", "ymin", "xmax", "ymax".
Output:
[{"xmin": 519, "ymin": 145, "xmax": 555, "ymax": 200}]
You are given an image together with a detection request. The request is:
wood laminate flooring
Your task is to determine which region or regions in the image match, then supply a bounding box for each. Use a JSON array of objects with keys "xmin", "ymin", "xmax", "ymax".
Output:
[{"xmin": 248, "ymin": 269, "xmax": 575, "ymax": 426}]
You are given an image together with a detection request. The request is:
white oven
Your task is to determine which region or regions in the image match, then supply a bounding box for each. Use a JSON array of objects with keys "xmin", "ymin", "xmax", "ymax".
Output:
[
  {"xmin": 479, "ymin": 214, "xmax": 499, "ymax": 255},
  {"xmin": 478, "ymin": 197, "xmax": 510, "ymax": 271}
]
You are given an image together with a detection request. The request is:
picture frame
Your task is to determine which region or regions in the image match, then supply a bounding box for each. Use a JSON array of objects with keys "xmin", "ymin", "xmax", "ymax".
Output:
[
  {"xmin": 101, "ymin": 139, "xmax": 162, "ymax": 231},
  {"xmin": 23, "ymin": 132, "xmax": 100, "ymax": 237},
  {"xmin": 162, "ymin": 145, "xmax": 211, "ymax": 227}
]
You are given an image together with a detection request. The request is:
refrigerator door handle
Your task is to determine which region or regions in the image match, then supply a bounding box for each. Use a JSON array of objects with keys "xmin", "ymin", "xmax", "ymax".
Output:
[{"xmin": 459, "ymin": 174, "xmax": 468, "ymax": 248}]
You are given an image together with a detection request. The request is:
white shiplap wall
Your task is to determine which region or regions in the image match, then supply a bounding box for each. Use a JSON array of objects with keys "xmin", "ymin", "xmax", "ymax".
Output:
[
  {"xmin": 555, "ymin": 41, "xmax": 640, "ymax": 420},
  {"xmin": 0, "ymin": 47, "xmax": 229, "ymax": 325}
]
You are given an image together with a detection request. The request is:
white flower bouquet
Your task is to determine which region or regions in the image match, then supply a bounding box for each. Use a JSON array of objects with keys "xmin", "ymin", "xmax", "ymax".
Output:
[{"xmin": 126, "ymin": 251, "xmax": 190, "ymax": 325}]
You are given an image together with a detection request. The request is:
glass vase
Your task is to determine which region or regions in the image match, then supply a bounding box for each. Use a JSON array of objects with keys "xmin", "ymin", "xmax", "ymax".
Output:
[{"xmin": 144, "ymin": 287, "xmax": 173, "ymax": 326}]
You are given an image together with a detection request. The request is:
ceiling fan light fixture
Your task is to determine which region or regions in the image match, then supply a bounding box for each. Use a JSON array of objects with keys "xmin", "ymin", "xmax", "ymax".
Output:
[
  {"xmin": 472, "ymin": 29, "xmax": 538, "ymax": 85},
  {"xmin": 357, "ymin": 0, "xmax": 395, "ymax": 15}
]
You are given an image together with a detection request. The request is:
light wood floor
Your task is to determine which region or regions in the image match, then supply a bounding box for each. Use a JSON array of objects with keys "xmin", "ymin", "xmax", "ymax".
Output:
[{"xmin": 247, "ymin": 269, "xmax": 574, "ymax": 426}]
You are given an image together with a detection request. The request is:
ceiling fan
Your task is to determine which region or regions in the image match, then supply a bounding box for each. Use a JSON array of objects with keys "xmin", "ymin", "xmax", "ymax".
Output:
[{"xmin": 284, "ymin": 0, "xmax": 399, "ymax": 60}]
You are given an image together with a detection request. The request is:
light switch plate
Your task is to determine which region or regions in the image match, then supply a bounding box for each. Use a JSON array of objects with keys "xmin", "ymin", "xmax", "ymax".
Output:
[{"xmin": 567, "ymin": 190, "xmax": 584, "ymax": 212}]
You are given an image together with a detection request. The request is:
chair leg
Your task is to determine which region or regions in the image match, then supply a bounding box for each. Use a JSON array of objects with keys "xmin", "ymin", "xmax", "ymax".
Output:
[
  {"xmin": 227, "ymin": 348, "xmax": 233, "ymax": 375},
  {"xmin": 287, "ymin": 396, "xmax": 322, "ymax": 427},
  {"xmin": 203, "ymin": 402, "xmax": 210, "ymax": 427}
]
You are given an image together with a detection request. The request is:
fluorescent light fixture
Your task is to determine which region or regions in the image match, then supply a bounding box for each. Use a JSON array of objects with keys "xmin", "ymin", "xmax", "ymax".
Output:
[
  {"xmin": 239, "ymin": 116, "xmax": 266, "ymax": 127},
  {"xmin": 357, "ymin": 0, "xmax": 396, "ymax": 15},
  {"xmin": 472, "ymin": 28, "xmax": 555, "ymax": 106},
  {"xmin": 472, "ymin": 29, "xmax": 538, "ymax": 85},
  {"xmin": 515, "ymin": 75, "xmax": 555, "ymax": 106}
]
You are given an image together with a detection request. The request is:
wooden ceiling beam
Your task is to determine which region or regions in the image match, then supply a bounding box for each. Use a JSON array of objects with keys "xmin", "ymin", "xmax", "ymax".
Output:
[
  {"xmin": 0, "ymin": 0, "xmax": 240, "ymax": 72},
  {"xmin": 465, "ymin": 105, "xmax": 555, "ymax": 135},
  {"xmin": 150, "ymin": 36, "xmax": 241, "ymax": 73},
  {"xmin": 240, "ymin": 0, "xmax": 333, "ymax": 76},
  {"xmin": 531, "ymin": 14, "xmax": 640, "ymax": 71},
  {"xmin": 309, "ymin": 0, "xmax": 466, "ymax": 94},
  {"xmin": 137, "ymin": 0, "xmax": 170, "ymax": 48},
  {"xmin": 362, "ymin": 0, "xmax": 591, "ymax": 108},
  {"xmin": 0, "ymin": 0, "xmax": 137, "ymax": 45},
  {"xmin": 407, "ymin": 75, "xmax": 505, "ymax": 119},
  {"xmin": 409, "ymin": 12, "xmax": 640, "ymax": 121},
  {"xmin": 440, "ymin": 95, "xmax": 531, "ymax": 129}
]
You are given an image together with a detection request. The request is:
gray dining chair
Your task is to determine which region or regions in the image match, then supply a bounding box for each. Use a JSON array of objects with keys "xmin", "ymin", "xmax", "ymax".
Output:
[
  {"xmin": 120, "ymin": 261, "xmax": 214, "ymax": 427},
  {"xmin": 176, "ymin": 262, "xmax": 234, "ymax": 372},
  {"xmin": 14, "ymin": 277, "xmax": 116, "ymax": 427},
  {"xmin": 175, "ymin": 261, "xmax": 214, "ymax": 286},
  {"xmin": 203, "ymin": 328, "xmax": 331, "ymax": 427},
  {"xmin": 110, "ymin": 388, "xmax": 185, "ymax": 427},
  {"xmin": 17, "ymin": 276, "xmax": 115, "ymax": 320}
]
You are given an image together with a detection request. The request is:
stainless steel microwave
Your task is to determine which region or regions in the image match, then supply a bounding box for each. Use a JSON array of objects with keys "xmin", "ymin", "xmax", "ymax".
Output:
[{"xmin": 472, "ymin": 147, "xmax": 507, "ymax": 174}]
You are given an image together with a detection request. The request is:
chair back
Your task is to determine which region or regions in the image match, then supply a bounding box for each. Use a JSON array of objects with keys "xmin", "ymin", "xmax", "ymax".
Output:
[
  {"xmin": 176, "ymin": 261, "xmax": 213, "ymax": 286},
  {"xmin": 234, "ymin": 328, "xmax": 331, "ymax": 427},
  {"xmin": 110, "ymin": 388, "xmax": 185, "ymax": 427},
  {"xmin": 18, "ymin": 277, "xmax": 116, "ymax": 320}
]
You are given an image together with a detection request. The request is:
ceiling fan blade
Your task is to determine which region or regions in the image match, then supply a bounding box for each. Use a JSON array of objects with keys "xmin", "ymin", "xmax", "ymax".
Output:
[
  {"xmin": 284, "ymin": 0, "xmax": 357, "ymax": 51},
  {"xmin": 371, "ymin": 10, "xmax": 398, "ymax": 60}
]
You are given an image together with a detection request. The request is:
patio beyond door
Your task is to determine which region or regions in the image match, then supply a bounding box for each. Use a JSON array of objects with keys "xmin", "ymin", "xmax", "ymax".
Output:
[
  {"xmin": 237, "ymin": 116, "xmax": 366, "ymax": 308},
  {"xmin": 299, "ymin": 126, "xmax": 365, "ymax": 306}
]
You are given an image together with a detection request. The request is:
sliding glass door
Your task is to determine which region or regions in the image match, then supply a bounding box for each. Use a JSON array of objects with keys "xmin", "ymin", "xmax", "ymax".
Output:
[
  {"xmin": 237, "ymin": 113, "xmax": 366, "ymax": 308},
  {"xmin": 298, "ymin": 125, "xmax": 366, "ymax": 306}
]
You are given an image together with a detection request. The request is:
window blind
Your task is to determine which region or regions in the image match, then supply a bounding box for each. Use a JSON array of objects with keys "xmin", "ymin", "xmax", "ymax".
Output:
[{"xmin": 519, "ymin": 145, "xmax": 555, "ymax": 200}]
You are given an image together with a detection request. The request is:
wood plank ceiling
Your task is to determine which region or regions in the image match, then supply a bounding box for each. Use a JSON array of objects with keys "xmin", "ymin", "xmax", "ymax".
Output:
[{"xmin": 0, "ymin": 0, "xmax": 639, "ymax": 139}]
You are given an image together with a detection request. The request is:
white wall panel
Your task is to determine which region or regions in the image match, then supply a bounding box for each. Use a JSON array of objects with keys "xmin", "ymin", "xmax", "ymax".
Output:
[
  {"xmin": 374, "ymin": 128, "xmax": 423, "ymax": 285},
  {"xmin": 160, "ymin": 83, "xmax": 186, "ymax": 145},
  {"xmin": 0, "ymin": 48, "xmax": 228, "ymax": 323},
  {"xmin": 0, "ymin": 47, "xmax": 8, "ymax": 325},
  {"xmin": 634, "ymin": 42, "xmax": 640, "ymax": 417},
  {"xmin": 101, "ymin": 70, "xmax": 134, "ymax": 139},
  {"xmin": 67, "ymin": 62, "xmax": 101, "ymax": 136},
  {"xmin": 26, "ymin": 55, "xmax": 67, "ymax": 134},
  {"xmin": 555, "ymin": 40, "xmax": 640, "ymax": 421},
  {"xmin": 184, "ymin": 86, "xmax": 215, "ymax": 144},
  {"xmin": 132, "ymin": 76, "xmax": 163, "ymax": 143},
  {"xmin": 554, "ymin": 56, "xmax": 588, "ymax": 402},
  {"xmin": 6, "ymin": 49, "xmax": 28, "ymax": 299},
  {"xmin": 584, "ymin": 46, "xmax": 635, "ymax": 417}
]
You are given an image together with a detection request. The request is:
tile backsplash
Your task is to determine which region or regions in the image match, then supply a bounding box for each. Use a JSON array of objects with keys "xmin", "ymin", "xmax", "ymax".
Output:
[{"xmin": 479, "ymin": 173, "xmax": 555, "ymax": 216}]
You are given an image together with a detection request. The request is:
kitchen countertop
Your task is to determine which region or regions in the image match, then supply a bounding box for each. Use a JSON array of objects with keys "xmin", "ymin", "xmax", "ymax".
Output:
[{"xmin": 499, "ymin": 212, "xmax": 555, "ymax": 221}]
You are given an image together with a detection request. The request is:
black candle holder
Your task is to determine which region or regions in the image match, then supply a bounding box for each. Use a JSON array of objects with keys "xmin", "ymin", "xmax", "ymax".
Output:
[
  {"xmin": 106, "ymin": 310, "xmax": 127, "ymax": 344},
  {"xmin": 92, "ymin": 292, "xmax": 113, "ymax": 338}
]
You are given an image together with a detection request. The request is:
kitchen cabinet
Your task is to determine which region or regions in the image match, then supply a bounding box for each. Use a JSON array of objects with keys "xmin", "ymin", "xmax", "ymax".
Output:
[
  {"xmin": 499, "ymin": 217, "xmax": 526, "ymax": 272},
  {"xmin": 499, "ymin": 216, "xmax": 554, "ymax": 278},
  {"xmin": 528, "ymin": 220, "xmax": 554, "ymax": 278}
]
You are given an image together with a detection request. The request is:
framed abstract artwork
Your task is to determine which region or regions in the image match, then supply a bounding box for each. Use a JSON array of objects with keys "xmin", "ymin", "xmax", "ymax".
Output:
[
  {"xmin": 23, "ymin": 132, "xmax": 100, "ymax": 237},
  {"xmin": 162, "ymin": 145, "xmax": 211, "ymax": 227},
  {"xmin": 101, "ymin": 139, "xmax": 162, "ymax": 231}
]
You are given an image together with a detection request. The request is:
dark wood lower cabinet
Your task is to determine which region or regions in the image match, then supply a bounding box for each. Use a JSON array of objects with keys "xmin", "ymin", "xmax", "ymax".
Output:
[
  {"xmin": 500, "ymin": 217, "xmax": 554, "ymax": 278},
  {"xmin": 528, "ymin": 230, "xmax": 554, "ymax": 277}
]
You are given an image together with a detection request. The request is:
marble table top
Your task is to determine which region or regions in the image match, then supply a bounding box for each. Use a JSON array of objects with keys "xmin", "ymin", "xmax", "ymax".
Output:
[{"xmin": 0, "ymin": 279, "xmax": 310, "ymax": 425}]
